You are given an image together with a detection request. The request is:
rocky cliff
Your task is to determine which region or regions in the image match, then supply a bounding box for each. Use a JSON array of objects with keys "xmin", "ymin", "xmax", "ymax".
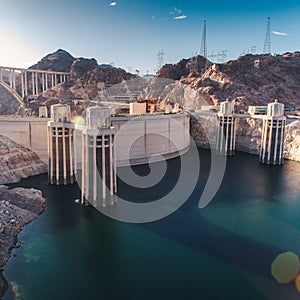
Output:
[
  {"xmin": 157, "ymin": 52, "xmax": 300, "ymax": 111},
  {"xmin": 30, "ymin": 49, "xmax": 75, "ymax": 72},
  {"xmin": 285, "ymin": 120, "xmax": 300, "ymax": 162},
  {"xmin": 0, "ymin": 135, "xmax": 47, "ymax": 296},
  {"xmin": 25, "ymin": 50, "xmax": 136, "ymax": 115},
  {"xmin": 0, "ymin": 186, "xmax": 45, "ymax": 297},
  {"xmin": 190, "ymin": 113, "xmax": 262, "ymax": 154},
  {"xmin": 0, "ymin": 49, "xmax": 136, "ymax": 116},
  {"xmin": 0, "ymin": 135, "xmax": 47, "ymax": 184},
  {"xmin": 191, "ymin": 113, "xmax": 300, "ymax": 162}
]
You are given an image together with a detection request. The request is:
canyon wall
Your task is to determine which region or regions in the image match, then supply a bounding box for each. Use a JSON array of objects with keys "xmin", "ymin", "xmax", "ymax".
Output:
[
  {"xmin": 284, "ymin": 120, "xmax": 300, "ymax": 162},
  {"xmin": 0, "ymin": 136, "xmax": 47, "ymax": 297},
  {"xmin": 0, "ymin": 135, "xmax": 47, "ymax": 184},
  {"xmin": 190, "ymin": 113, "xmax": 300, "ymax": 162}
]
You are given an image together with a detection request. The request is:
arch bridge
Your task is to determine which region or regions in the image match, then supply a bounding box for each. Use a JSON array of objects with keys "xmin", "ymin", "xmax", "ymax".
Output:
[{"xmin": 0, "ymin": 66, "xmax": 70, "ymax": 105}]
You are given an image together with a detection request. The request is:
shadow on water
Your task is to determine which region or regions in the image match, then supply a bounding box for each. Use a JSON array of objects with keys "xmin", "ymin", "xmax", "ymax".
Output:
[
  {"xmin": 119, "ymin": 149, "xmax": 300, "ymax": 297},
  {"xmin": 133, "ymin": 151, "xmax": 282, "ymax": 275}
]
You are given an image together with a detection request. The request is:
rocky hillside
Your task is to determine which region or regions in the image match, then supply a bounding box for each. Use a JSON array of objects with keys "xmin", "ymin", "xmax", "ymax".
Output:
[
  {"xmin": 0, "ymin": 186, "xmax": 45, "ymax": 297},
  {"xmin": 157, "ymin": 55, "xmax": 211, "ymax": 80},
  {"xmin": 0, "ymin": 135, "xmax": 47, "ymax": 184},
  {"xmin": 3, "ymin": 49, "xmax": 300, "ymax": 115},
  {"xmin": 285, "ymin": 120, "xmax": 300, "ymax": 161},
  {"xmin": 25, "ymin": 49, "xmax": 136, "ymax": 115},
  {"xmin": 30, "ymin": 49, "xmax": 75, "ymax": 72},
  {"xmin": 0, "ymin": 49, "xmax": 136, "ymax": 116},
  {"xmin": 0, "ymin": 136, "xmax": 47, "ymax": 297},
  {"xmin": 156, "ymin": 52, "xmax": 300, "ymax": 111}
]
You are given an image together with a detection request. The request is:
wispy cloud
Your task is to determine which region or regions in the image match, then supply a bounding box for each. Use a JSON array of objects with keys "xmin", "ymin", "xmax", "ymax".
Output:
[
  {"xmin": 272, "ymin": 31, "xmax": 289, "ymax": 36},
  {"xmin": 152, "ymin": 7, "xmax": 187, "ymax": 22},
  {"xmin": 170, "ymin": 7, "xmax": 182, "ymax": 15},
  {"xmin": 174, "ymin": 15, "xmax": 187, "ymax": 20},
  {"xmin": 110, "ymin": 2, "xmax": 117, "ymax": 6}
]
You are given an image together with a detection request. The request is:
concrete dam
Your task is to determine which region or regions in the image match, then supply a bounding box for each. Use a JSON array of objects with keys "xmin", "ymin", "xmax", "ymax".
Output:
[{"xmin": 0, "ymin": 112, "xmax": 190, "ymax": 167}]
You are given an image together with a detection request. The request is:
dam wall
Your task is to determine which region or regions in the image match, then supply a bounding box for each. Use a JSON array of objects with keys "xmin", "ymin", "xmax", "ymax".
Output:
[
  {"xmin": 0, "ymin": 113, "xmax": 190, "ymax": 167},
  {"xmin": 0, "ymin": 117, "xmax": 49, "ymax": 163}
]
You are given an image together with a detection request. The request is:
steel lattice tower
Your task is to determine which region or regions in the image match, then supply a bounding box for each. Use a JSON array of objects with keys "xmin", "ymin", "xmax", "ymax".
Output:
[
  {"xmin": 263, "ymin": 17, "xmax": 271, "ymax": 54},
  {"xmin": 200, "ymin": 20, "xmax": 207, "ymax": 58},
  {"xmin": 157, "ymin": 50, "xmax": 165, "ymax": 71}
]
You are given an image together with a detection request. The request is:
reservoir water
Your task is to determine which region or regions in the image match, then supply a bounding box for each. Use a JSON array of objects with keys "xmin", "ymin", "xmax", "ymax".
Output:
[{"xmin": 3, "ymin": 150, "xmax": 300, "ymax": 300}]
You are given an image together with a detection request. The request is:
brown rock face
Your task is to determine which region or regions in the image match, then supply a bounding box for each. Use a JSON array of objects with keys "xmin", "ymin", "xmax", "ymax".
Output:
[
  {"xmin": 156, "ymin": 52, "xmax": 300, "ymax": 111},
  {"xmin": 70, "ymin": 58, "xmax": 99, "ymax": 78},
  {"xmin": 29, "ymin": 49, "xmax": 75, "ymax": 72},
  {"xmin": 0, "ymin": 186, "xmax": 46, "ymax": 297},
  {"xmin": 157, "ymin": 55, "xmax": 211, "ymax": 80},
  {"xmin": 25, "ymin": 50, "xmax": 137, "ymax": 115},
  {"xmin": 0, "ymin": 135, "xmax": 47, "ymax": 184}
]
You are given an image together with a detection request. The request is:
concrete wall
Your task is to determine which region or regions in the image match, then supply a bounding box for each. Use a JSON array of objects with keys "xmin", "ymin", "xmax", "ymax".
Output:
[
  {"xmin": 0, "ymin": 117, "xmax": 49, "ymax": 163},
  {"xmin": 0, "ymin": 113, "xmax": 190, "ymax": 168},
  {"xmin": 112, "ymin": 113, "xmax": 190, "ymax": 166}
]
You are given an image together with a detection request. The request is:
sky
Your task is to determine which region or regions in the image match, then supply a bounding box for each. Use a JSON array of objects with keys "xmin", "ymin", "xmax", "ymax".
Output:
[{"xmin": 0, "ymin": 0, "xmax": 300, "ymax": 75}]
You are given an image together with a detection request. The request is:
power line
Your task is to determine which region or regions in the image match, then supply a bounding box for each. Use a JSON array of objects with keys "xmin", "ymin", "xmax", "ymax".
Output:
[{"xmin": 207, "ymin": 50, "xmax": 228, "ymax": 63}]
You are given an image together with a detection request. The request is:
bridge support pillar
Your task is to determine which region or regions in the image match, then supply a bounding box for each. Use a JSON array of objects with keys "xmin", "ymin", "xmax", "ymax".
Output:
[{"xmin": 21, "ymin": 71, "xmax": 25, "ymax": 98}]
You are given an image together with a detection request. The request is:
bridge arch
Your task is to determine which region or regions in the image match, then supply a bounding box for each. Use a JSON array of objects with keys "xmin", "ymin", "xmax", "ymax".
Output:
[{"xmin": 0, "ymin": 80, "xmax": 24, "ymax": 106}]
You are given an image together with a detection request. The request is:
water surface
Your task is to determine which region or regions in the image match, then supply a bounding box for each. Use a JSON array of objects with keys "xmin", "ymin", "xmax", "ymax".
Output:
[{"xmin": 3, "ymin": 150, "xmax": 300, "ymax": 300}]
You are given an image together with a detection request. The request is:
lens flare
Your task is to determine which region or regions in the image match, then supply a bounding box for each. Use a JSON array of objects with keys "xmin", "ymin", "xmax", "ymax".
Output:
[
  {"xmin": 295, "ymin": 274, "xmax": 300, "ymax": 292},
  {"xmin": 72, "ymin": 116, "xmax": 85, "ymax": 126},
  {"xmin": 271, "ymin": 251, "xmax": 300, "ymax": 283}
]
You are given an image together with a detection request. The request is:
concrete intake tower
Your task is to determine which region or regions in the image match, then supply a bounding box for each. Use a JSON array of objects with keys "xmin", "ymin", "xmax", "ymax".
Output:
[
  {"xmin": 47, "ymin": 104, "xmax": 75, "ymax": 185},
  {"xmin": 259, "ymin": 100, "xmax": 286, "ymax": 165}
]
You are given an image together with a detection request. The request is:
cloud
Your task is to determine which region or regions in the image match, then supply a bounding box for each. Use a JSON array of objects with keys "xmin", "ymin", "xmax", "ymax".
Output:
[
  {"xmin": 174, "ymin": 15, "xmax": 187, "ymax": 20},
  {"xmin": 110, "ymin": 2, "xmax": 117, "ymax": 6},
  {"xmin": 170, "ymin": 7, "xmax": 182, "ymax": 15},
  {"xmin": 272, "ymin": 31, "xmax": 289, "ymax": 36}
]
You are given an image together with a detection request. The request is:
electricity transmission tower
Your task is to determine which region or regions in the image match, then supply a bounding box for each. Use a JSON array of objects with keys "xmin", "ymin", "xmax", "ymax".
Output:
[
  {"xmin": 218, "ymin": 50, "xmax": 228, "ymax": 62},
  {"xmin": 200, "ymin": 20, "xmax": 207, "ymax": 58},
  {"xmin": 157, "ymin": 50, "xmax": 165, "ymax": 70},
  {"xmin": 251, "ymin": 46, "xmax": 257, "ymax": 54},
  {"xmin": 263, "ymin": 17, "xmax": 271, "ymax": 54}
]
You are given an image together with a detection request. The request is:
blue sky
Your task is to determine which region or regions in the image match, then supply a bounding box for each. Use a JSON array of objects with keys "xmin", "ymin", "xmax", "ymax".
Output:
[{"xmin": 0, "ymin": 0, "xmax": 300, "ymax": 74}]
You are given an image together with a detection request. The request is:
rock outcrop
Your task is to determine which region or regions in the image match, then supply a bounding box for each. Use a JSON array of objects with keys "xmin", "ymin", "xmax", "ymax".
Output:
[
  {"xmin": 29, "ymin": 49, "xmax": 75, "ymax": 72},
  {"xmin": 0, "ymin": 186, "xmax": 46, "ymax": 297},
  {"xmin": 191, "ymin": 113, "xmax": 300, "ymax": 162},
  {"xmin": 284, "ymin": 120, "xmax": 300, "ymax": 162},
  {"xmin": 26, "ymin": 50, "xmax": 136, "ymax": 115},
  {"xmin": 190, "ymin": 113, "xmax": 262, "ymax": 154},
  {"xmin": 0, "ymin": 135, "xmax": 47, "ymax": 297},
  {"xmin": 157, "ymin": 52, "xmax": 300, "ymax": 111},
  {"xmin": 190, "ymin": 113, "xmax": 218, "ymax": 149},
  {"xmin": 0, "ymin": 49, "xmax": 136, "ymax": 116},
  {"xmin": 235, "ymin": 118, "xmax": 262, "ymax": 154},
  {"xmin": 157, "ymin": 56, "xmax": 211, "ymax": 80},
  {"xmin": 0, "ymin": 135, "xmax": 47, "ymax": 184}
]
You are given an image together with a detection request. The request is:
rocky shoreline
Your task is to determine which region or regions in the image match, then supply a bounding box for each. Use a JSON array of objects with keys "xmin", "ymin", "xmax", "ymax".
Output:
[
  {"xmin": 0, "ymin": 134, "xmax": 48, "ymax": 297},
  {"xmin": 0, "ymin": 186, "xmax": 46, "ymax": 298}
]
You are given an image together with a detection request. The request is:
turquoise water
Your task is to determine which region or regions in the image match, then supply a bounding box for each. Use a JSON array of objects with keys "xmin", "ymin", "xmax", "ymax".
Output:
[{"xmin": 3, "ymin": 150, "xmax": 300, "ymax": 300}]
